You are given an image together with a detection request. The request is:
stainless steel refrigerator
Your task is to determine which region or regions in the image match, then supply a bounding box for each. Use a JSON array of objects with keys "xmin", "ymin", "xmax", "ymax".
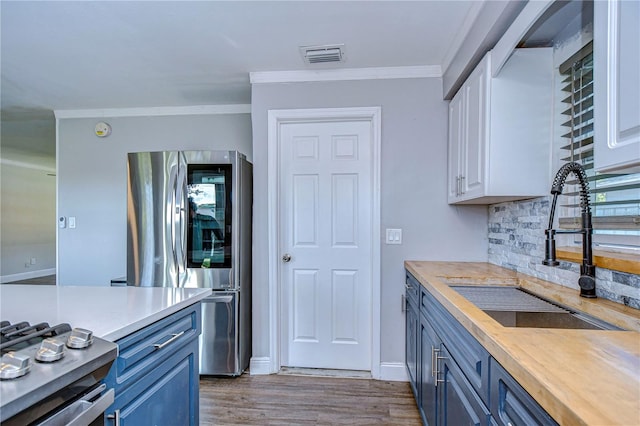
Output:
[{"xmin": 126, "ymin": 150, "xmax": 252, "ymax": 376}]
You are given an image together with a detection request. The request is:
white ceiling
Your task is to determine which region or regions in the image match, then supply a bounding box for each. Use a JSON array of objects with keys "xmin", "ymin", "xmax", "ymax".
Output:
[
  {"xmin": 1, "ymin": 1, "xmax": 485, "ymax": 116},
  {"xmin": 1, "ymin": 1, "xmax": 492, "ymax": 158}
]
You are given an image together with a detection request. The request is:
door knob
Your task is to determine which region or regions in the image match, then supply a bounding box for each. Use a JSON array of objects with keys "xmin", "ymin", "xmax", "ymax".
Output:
[{"xmin": 282, "ymin": 254, "xmax": 292, "ymax": 263}]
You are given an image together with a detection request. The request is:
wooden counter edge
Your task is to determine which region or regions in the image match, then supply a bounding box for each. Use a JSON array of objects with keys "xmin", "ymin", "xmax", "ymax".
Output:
[{"xmin": 556, "ymin": 246, "xmax": 640, "ymax": 275}]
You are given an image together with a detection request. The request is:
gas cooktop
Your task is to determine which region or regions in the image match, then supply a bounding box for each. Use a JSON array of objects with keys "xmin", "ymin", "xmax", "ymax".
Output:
[{"xmin": 0, "ymin": 320, "xmax": 118, "ymax": 424}]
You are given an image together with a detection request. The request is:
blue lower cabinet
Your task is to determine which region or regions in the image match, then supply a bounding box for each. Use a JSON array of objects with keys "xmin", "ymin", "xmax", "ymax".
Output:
[
  {"xmin": 419, "ymin": 312, "xmax": 440, "ymax": 426},
  {"xmin": 490, "ymin": 359, "xmax": 557, "ymax": 426},
  {"xmin": 406, "ymin": 295, "xmax": 420, "ymax": 399},
  {"xmin": 103, "ymin": 304, "xmax": 202, "ymax": 426},
  {"xmin": 439, "ymin": 346, "xmax": 493, "ymax": 426},
  {"xmin": 405, "ymin": 271, "xmax": 556, "ymax": 426},
  {"xmin": 109, "ymin": 344, "xmax": 198, "ymax": 425}
]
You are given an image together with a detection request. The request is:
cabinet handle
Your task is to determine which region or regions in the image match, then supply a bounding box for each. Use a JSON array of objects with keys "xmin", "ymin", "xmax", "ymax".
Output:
[
  {"xmin": 153, "ymin": 331, "xmax": 185, "ymax": 350},
  {"xmin": 431, "ymin": 347, "xmax": 439, "ymax": 378},
  {"xmin": 435, "ymin": 353, "xmax": 448, "ymax": 385},
  {"xmin": 401, "ymin": 294, "xmax": 406, "ymax": 312},
  {"xmin": 460, "ymin": 176, "xmax": 466, "ymax": 195},
  {"xmin": 455, "ymin": 176, "xmax": 460, "ymax": 196},
  {"xmin": 107, "ymin": 409, "xmax": 120, "ymax": 426}
]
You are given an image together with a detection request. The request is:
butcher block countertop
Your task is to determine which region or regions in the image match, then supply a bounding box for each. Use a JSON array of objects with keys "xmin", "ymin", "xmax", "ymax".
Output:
[{"xmin": 405, "ymin": 261, "xmax": 640, "ymax": 426}]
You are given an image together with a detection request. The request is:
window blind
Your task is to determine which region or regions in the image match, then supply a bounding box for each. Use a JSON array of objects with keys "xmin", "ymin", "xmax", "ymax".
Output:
[{"xmin": 557, "ymin": 42, "xmax": 640, "ymax": 236}]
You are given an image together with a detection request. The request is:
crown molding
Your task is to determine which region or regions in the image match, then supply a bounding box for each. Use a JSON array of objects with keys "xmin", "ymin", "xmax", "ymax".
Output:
[
  {"xmin": 250, "ymin": 65, "xmax": 441, "ymax": 84},
  {"xmin": 441, "ymin": 1, "xmax": 484, "ymax": 75},
  {"xmin": 54, "ymin": 104, "xmax": 251, "ymax": 119}
]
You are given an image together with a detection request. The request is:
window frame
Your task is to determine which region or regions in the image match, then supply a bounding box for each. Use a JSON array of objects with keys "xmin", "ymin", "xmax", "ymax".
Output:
[{"xmin": 554, "ymin": 41, "xmax": 640, "ymax": 249}]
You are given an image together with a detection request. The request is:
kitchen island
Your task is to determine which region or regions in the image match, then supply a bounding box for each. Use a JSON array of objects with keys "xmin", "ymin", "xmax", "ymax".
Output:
[
  {"xmin": 405, "ymin": 261, "xmax": 640, "ymax": 426},
  {"xmin": 0, "ymin": 285, "xmax": 211, "ymax": 340},
  {"xmin": 0, "ymin": 285, "xmax": 211, "ymax": 425}
]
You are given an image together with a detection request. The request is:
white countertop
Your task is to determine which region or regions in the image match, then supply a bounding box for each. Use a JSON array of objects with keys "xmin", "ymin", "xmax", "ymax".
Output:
[{"xmin": 0, "ymin": 285, "xmax": 211, "ymax": 341}]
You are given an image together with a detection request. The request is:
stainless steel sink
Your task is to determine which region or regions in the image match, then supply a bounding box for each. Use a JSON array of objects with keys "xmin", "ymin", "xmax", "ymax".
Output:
[
  {"xmin": 482, "ymin": 310, "xmax": 616, "ymax": 330},
  {"xmin": 451, "ymin": 285, "xmax": 623, "ymax": 331}
]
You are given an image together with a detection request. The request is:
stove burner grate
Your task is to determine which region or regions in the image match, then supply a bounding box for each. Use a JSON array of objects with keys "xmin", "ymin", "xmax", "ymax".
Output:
[{"xmin": 0, "ymin": 321, "xmax": 72, "ymax": 353}]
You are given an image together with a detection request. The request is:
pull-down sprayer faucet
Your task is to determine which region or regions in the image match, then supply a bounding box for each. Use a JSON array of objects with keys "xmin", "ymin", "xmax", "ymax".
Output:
[{"xmin": 543, "ymin": 162, "xmax": 597, "ymax": 298}]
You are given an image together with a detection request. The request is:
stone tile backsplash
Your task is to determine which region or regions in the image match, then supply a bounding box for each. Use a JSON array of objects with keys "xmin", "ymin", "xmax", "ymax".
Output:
[{"xmin": 488, "ymin": 197, "xmax": 640, "ymax": 309}]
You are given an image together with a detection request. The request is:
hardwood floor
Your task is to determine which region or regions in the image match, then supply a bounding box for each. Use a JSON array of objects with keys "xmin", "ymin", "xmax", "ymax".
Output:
[{"xmin": 199, "ymin": 373, "xmax": 421, "ymax": 425}]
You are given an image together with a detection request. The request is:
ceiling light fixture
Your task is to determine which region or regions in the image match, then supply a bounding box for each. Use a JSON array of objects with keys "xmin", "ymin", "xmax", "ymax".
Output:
[{"xmin": 300, "ymin": 44, "xmax": 345, "ymax": 64}]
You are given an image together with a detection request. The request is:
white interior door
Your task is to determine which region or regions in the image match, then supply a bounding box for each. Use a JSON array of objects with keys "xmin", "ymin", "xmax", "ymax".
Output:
[{"xmin": 279, "ymin": 119, "xmax": 372, "ymax": 371}]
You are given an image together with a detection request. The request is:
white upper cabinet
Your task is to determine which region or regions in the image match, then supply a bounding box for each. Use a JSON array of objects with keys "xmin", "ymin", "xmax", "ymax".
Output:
[
  {"xmin": 594, "ymin": 0, "xmax": 640, "ymax": 173},
  {"xmin": 448, "ymin": 86, "xmax": 465, "ymax": 201},
  {"xmin": 448, "ymin": 49, "xmax": 554, "ymax": 204},
  {"xmin": 448, "ymin": 55, "xmax": 488, "ymax": 202}
]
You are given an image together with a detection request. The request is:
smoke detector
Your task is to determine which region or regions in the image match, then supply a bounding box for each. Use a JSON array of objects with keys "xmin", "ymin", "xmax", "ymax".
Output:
[{"xmin": 300, "ymin": 44, "xmax": 345, "ymax": 64}]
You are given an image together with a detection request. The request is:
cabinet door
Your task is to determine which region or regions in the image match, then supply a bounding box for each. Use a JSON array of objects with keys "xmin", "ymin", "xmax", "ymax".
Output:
[
  {"xmin": 104, "ymin": 305, "xmax": 202, "ymax": 426},
  {"xmin": 439, "ymin": 347, "xmax": 492, "ymax": 426},
  {"xmin": 405, "ymin": 296, "xmax": 419, "ymax": 398},
  {"xmin": 107, "ymin": 345, "xmax": 199, "ymax": 426},
  {"xmin": 594, "ymin": 0, "xmax": 640, "ymax": 172},
  {"xmin": 419, "ymin": 312, "xmax": 441, "ymax": 426},
  {"xmin": 490, "ymin": 359, "xmax": 557, "ymax": 426},
  {"xmin": 461, "ymin": 54, "xmax": 489, "ymax": 199},
  {"xmin": 422, "ymin": 285, "xmax": 490, "ymax": 407},
  {"xmin": 448, "ymin": 90, "xmax": 465, "ymax": 203}
]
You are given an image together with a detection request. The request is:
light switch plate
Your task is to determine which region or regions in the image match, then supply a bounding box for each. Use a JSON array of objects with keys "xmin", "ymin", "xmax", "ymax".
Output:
[{"xmin": 385, "ymin": 228, "xmax": 402, "ymax": 245}]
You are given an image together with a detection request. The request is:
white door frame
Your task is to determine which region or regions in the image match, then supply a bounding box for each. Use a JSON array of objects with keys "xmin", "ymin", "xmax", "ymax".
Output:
[{"xmin": 266, "ymin": 107, "xmax": 382, "ymax": 378}]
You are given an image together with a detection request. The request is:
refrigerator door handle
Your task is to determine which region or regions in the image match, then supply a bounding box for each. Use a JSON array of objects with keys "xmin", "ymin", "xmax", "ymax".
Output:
[
  {"xmin": 175, "ymin": 152, "xmax": 188, "ymax": 277},
  {"xmin": 169, "ymin": 158, "xmax": 179, "ymax": 280}
]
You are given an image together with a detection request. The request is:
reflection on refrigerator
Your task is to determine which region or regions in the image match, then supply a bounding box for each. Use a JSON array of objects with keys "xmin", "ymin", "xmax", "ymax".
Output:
[{"xmin": 127, "ymin": 150, "xmax": 252, "ymax": 376}]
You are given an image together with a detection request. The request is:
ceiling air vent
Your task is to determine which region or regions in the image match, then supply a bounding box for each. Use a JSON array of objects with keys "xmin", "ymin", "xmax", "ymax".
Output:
[{"xmin": 300, "ymin": 44, "xmax": 345, "ymax": 64}]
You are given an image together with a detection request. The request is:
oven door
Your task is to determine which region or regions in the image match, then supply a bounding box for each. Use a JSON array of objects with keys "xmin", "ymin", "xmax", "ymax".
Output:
[{"xmin": 35, "ymin": 384, "xmax": 114, "ymax": 426}]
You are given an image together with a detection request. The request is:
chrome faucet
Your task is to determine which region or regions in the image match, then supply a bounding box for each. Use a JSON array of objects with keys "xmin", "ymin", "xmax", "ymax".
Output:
[{"xmin": 542, "ymin": 162, "xmax": 596, "ymax": 298}]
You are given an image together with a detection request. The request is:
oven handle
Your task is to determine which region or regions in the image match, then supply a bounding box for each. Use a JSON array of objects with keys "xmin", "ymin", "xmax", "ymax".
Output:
[{"xmin": 36, "ymin": 384, "xmax": 114, "ymax": 426}]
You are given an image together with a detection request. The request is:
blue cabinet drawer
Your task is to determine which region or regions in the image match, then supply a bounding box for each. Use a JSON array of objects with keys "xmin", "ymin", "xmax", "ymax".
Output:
[
  {"xmin": 421, "ymin": 287, "xmax": 491, "ymax": 407},
  {"xmin": 490, "ymin": 358, "xmax": 557, "ymax": 426},
  {"xmin": 104, "ymin": 305, "xmax": 201, "ymax": 393},
  {"xmin": 406, "ymin": 272, "xmax": 421, "ymax": 305}
]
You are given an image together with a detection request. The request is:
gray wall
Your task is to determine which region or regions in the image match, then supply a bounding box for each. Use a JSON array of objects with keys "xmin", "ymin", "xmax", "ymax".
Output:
[
  {"xmin": 1, "ymin": 158, "xmax": 56, "ymax": 281},
  {"xmin": 250, "ymin": 78, "xmax": 489, "ymax": 369},
  {"xmin": 1, "ymin": 116, "xmax": 57, "ymax": 282},
  {"xmin": 57, "ymin": 113, "xmax": 252, "ymax": 286}
]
